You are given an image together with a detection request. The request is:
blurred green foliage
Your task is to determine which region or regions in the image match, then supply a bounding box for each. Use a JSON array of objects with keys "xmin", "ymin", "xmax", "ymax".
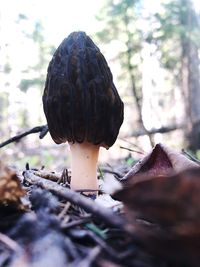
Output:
[{"xmin": 96, "ymin": 0, "xmax": 200, "ymax": 151}]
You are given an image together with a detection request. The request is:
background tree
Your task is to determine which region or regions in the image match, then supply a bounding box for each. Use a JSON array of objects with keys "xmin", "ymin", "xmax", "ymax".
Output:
[
  {"xmin": 96, "ymin": 0, "xmax": 154, "ymax": 146},
  {"xmin": 18, "ymin": 16, "xmax": 55, "ymax": 93},
  {"xmin": 0, "ymin": 13, "xmax": 56, "ymax": 166},
  {"xmin": 149, "ymin": 0, "xmax": 200, "ymax": 151},
  {"xmin": 96, "ymin": 0, "xmax": 200, "ymax": 152}
]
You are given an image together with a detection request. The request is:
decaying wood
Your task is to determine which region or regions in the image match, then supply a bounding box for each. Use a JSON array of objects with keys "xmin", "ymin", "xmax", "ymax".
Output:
[
  {"xmin": 23, "ymin": 170, "xmax": 125, "ymax": 229},
  {"xmin": 31, "ymin": 170, "xmax": 63, "ymax": 183}
]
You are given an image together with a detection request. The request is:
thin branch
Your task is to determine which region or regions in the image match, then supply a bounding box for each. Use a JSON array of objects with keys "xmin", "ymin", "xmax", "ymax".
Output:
[
  {"xmin": 126, "ymin": 124, "xmax": 184, "ymax": 138},
  {"xmin": 182, "ymin": 149, "xmax": 200, "ymax": 164},
  {"xmin": 58, "ymin": 202, "xmax": 71, "ymax": 220},
  {"xmin": 23, "ymin": 170, "xmax": 126, "ymax": 229},
  {"xmin": 99, "ymin": 168, "xmax": 124, "ymax": 179},
  {"xmin": 123, "ymin": 13, "xmax": 154, "ymax": 147},
  {"xmin": 39, "ymin": 125, "xmax": 49, "ymax": 138},
  {"xmin": 0, "ymin": 123, "xmax": 183, "ymax": 150},
  {"xmin": 0, "ymin": 232, "xmax": 22, "ymax": 252},
  {"xmin": 61, "ymin": 217, "xmax": 91, "ymax": 229},
  {"xmin": 119, "ymin": 138, "xmax": 146, "ymax": 153},
  {"xmin": 0, "ymin": 125, "xmax": 48, "ymax": 149},
  {"xmin": 120, "ymin": 146, "xmax": 144, "ymax": 155},
  {"xmin": 74, "ymin": 246, "xmax": 101, "ymax": 267},
  {"xmin": 32, "ymin": 170, "xmax": 62, "ymax": 182}
]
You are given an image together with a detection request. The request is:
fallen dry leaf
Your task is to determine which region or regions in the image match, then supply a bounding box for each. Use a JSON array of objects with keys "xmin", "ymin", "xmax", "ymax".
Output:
[
  {"xmin": 114, "ymin": 168, "xmax": 200, "ymax": 267},
  {"xmin": 115, "ymin": 168, "xmax": 200, "ymax": 225},
  {"xmin": 0, "ymin": 162, "xmax": 25, "ymax": 207},
  {"xmin": 121, "ymin": 143, "xmax": 199, "ymax": 184}
]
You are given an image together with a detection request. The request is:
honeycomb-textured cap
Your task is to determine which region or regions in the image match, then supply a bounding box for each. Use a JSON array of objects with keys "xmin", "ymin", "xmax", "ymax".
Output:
[{"xmin": 43, "ymin": 31, "xmax": 124, "ymax": 147}]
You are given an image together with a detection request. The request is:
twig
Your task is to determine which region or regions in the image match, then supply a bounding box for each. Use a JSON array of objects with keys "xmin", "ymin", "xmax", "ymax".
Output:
[
  {"xmin": 58, "ymin": 168, "xmax": 70, "ymax": 184},
  {"xmin": 32, "ymin": 170, "xmax": 62, "ymax": 182},
  {"xmin": 120, "ymin": 146, "xmax": 144, "ymax": 155},
  {"xmin": 98, "ymin": 167, "xmax": 104, "ymax": 180},
  {"xmin": 126, "ymin": 124, "xmax": 184, "ymax": 138},
  {"xmin": 23, "ymin": 170, "xmax": 126, "ymax": 229},
  {"xmin": 87, "ymin": 231, "xmax": 122, "ymax": 260},
  {"xmin": 0, "ymin": 232, "xmax": 22, "ymax": 252},
  {"xmin": 39, "ymin": 125, "xmax": 49, "ymax": 138},
  {"xmin": 76, "ymin": 189, "xmax": 100, "ymax": 193},
  {"xmin": 0, "ymin": 125, "xmax": 48, "ymax": 148},
  {"xmin": 182, "ymin": 149, "xmax": 200, "ymax": 164},
  {"xmin": 119, "ymin": 138, "xmax": 145, "ymax": 153},
  {"xmin": 73, "ymin": 246, "xmax": 101, "ymax": 267},
  {"xmin": 61, "ymin": 217, "xmax": 91, "ymax": 229},
  {"xmin": 64, "ymin": 237, "xmax": 79, "ymax": 260},
  {"xmin": 58, "ymin": 202, "xmax": 71, "ymax": 220},
  {"xmin": 99, "ymin": 168, "xmax": 123, "ymax": 179}
]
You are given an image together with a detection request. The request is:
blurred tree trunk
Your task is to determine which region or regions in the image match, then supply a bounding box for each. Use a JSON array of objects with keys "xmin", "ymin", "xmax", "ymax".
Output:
[
  {"xmin": 96, "ymin": 0, "xmax": 154, "ymax": 147},
  {"xmin": 151, "ymin": 0, "xmax": 200, "ymax": 151},
  {"xmin": 180, "ymin": 0, "xmax": 200, "ymax": 150},
  {"xmin": 96, "ymin": 0, "xmax": 200, "ymax": 150},
  {"xmin": 188, "ymin": 44, "xmax": 200, "ymax": 150},
  {"xmin": 123, "ymin": 13, "xmax": 154, "ymax": 147}
]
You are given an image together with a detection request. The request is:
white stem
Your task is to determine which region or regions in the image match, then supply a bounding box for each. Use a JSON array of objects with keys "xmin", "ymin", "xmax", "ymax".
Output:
[{"xmin": 69, "ymin": 142, "xmax": 100, "ymax": 194}]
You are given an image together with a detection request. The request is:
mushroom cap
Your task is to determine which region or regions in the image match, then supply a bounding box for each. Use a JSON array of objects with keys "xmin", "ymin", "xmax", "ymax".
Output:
[{"xmin": 43, "ymin": 31, "xmax": 124, "ymax": 147}]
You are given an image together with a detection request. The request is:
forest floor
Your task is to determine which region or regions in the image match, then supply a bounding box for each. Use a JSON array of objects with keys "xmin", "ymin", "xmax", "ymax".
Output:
[{"xmin": 0, "ymin": 127, "xmax": 199, "ymax": 267}]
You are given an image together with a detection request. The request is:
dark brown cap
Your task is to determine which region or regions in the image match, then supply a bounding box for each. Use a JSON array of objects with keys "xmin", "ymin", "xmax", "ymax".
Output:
[{"xmin": 43, "ymin": 31, "xmax": 124, "ymax": 147}]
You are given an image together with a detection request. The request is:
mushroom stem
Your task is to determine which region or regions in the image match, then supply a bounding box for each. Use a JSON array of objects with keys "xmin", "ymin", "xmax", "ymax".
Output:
[{"xmin": 69, "ymin": 142, "xmax": 100, "ymax": 195}]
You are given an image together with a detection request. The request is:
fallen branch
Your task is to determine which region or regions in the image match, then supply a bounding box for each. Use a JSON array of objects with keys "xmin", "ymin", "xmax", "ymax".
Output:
[
  {"xmin": 0, "ymin": 125, "xmax": 48, "ymax": 148},
  {"xmin": 119, "ymin": 146, "xmax": 144, "ymax": 155},
  {"xmin": 182, "ymin": 149, "xmax": 200, "ymax": 164},
  {"xmin": 126, "ymin": 124, "xmax": 184, "ymax": 138},
  {"xmin": 0, "ymin": 232, "xmax": 22, "ymax": 252},
  {"xmin": 23, "ymin": 170, "xmax": 125, "ymax": 229},
  {"xmin": 32, "ymin": 170, "xmax": 62, "ymax": 182},
  {"xmin": 0, "ymin": 123, "xmax": 183, "ymax": 150}
]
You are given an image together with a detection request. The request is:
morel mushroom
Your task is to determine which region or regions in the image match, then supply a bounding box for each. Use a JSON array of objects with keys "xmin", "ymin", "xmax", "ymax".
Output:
[{"xmin": 43, "ymin": 31, "xmax": 124, "ymax": 195}]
